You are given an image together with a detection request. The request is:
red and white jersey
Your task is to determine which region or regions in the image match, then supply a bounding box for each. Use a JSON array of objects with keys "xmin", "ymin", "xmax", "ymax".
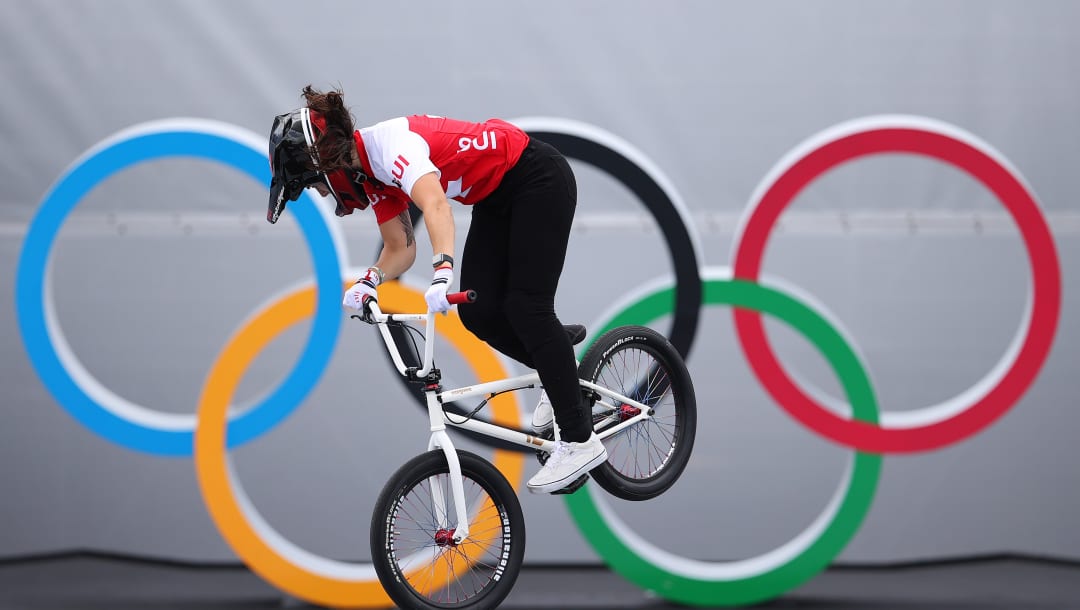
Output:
[{"xmin": 343, "ymin": 115, "xmax": 530, "ymax": 224}]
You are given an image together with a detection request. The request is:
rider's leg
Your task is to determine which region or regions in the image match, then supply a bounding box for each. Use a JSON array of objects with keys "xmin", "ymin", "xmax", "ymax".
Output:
[
  {"xmin": 458, "ymin": 141, "xmax": 585, "ymax": 431},
  {"xmin": 460, "ymin": 138, "xmax": 605, "ymax": 491},
  {"xmin": 458, "ymin": 210, "xmax": 564, "ymax": 433},
  {"xmin": 495, "ymin": 140, "xmax": 605, "ymax": 492},
  {"xmin": 533, "ymin": 324, "xmax": 587, "ymax": 431},
  {"xmin": 498, "ymin": 141, "xmax": 591, "ymax": 443},
  {"xmin": 458, "ymin": 198, "xmax": 588, "ymax": 439}
]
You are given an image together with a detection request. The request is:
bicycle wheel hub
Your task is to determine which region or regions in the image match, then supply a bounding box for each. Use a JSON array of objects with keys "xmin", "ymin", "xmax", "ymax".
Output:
[
  {"xmin": 434, "ymin": 528, "xmax": 458, "ymax": 547},
  {"xmin": 618, "ymin": 403, "xmax": 642, "ymax": 421}
]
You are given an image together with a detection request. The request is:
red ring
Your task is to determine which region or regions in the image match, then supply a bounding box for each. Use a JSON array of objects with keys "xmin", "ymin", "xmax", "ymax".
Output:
[{"xmin": 732, "ymin": 122, "xmax": 1061, "ymax": 453}]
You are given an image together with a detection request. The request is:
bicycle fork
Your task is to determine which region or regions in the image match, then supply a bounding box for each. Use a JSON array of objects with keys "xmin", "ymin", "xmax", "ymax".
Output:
[{"xmin": 424, "ymin": 387, "xmax": 471, "ymax": 545}]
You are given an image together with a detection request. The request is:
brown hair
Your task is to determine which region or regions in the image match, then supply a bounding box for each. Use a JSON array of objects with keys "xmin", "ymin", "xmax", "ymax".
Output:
[{"xmin": 301, "ymin": 85, "xmax": 356, "ymax": 172}]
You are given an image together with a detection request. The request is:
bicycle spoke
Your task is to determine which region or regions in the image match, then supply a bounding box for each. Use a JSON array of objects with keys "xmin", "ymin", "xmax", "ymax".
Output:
[
  {"xmin": 386, "ymin": 466, "xmax": 514, "ymax": 607},
  {"xmin": 591, "ymin": 345, "xmax": 687, "ymax": 482}
]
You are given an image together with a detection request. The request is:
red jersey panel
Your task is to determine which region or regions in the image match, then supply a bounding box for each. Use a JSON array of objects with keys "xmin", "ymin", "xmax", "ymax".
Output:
[{"xmin": 339, "ymin": 116, "xmax": 530, "ymax": 225}]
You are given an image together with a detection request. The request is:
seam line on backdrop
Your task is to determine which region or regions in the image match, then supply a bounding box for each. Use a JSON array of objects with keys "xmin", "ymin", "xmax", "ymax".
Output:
[
  {"xmin": 2, "ymin": 550, "xmax": 1080, "ymax": 571},
  {"xmin": 3, "ymin": 210, "xmax": 1080, "ymax": 237}
]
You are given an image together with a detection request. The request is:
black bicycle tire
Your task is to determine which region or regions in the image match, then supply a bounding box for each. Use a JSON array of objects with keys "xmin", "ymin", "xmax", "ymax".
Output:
[
  {"xmin": 370, "ymin": 450, "xmax": 525, "ymax": 610},
  {"xmin": 578, "ymin": 325, "xmax": 697, "ymax": 501}
]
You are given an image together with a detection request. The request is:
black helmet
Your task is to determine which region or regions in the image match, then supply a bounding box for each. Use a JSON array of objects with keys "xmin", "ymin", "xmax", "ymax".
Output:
[
  {"xmin": 267, "ymin": 108, "xmax": 323, "ymax": 224},
  {"xmin": 266, "ymin": 107, "xmax": 372, "ymax": 224}
]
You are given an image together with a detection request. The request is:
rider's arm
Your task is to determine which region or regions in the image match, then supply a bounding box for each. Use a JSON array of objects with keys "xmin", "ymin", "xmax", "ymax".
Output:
[
  {"xmin": 373, "ymin": 209, "xmax": 417, "ymax": 280},
  {"xmin": 409, "ymin": 172, "xmax": 456, "ymax": 265}
]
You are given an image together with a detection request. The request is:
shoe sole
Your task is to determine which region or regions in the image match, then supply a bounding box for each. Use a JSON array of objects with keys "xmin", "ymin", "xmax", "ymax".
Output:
[
  {"xmin": 527, "ymin": 450, "xmax": 608, "ymax": 494},
  {"xmin": 551, "ymin": 474, "xmax": 590, "ymax": 495}
]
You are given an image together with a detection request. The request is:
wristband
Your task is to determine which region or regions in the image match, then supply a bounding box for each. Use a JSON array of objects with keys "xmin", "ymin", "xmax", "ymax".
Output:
[
  {"xmin": 432, "ymin": 253, "xmax": 454, "ymax": 269},
  {"xmin": 358, "ymin": 266, "xmax": 385, "ymax": 285}
]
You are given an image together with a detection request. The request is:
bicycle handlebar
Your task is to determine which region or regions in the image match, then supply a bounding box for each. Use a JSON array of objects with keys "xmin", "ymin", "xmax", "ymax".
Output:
[
  {"xmin": 358, "ymin": 289, "xmax": 477, "ymax": 378},
  {"xmin": 359, "ymin": 290, "xmax": 477, "ymax": 322},
  {"xmin": 448, "ymin": 290, "xmax": 477, "ymax": 305}
]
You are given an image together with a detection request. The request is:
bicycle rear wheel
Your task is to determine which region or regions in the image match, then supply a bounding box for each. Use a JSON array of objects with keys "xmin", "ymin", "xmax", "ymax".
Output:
[
  {"xmin": 578, "ymin": 325, "xmax": 697, "ymax": 501},
  {"xmin": 371, "ymin": 450, "xmax": 525, "ymax": 610}
]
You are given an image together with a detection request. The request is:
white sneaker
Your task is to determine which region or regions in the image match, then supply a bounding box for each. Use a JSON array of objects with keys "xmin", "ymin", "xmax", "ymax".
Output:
[
  {"xmin": 527, "ymin": 433, "xmax": 608, "ymax": 494},
  {"xmin": 531, "ymin": 390, "xmax": 554, "ymax": 432}
]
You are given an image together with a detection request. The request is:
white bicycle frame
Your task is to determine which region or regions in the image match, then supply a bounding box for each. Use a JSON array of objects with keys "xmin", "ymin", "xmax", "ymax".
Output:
[{"xmin": 366, "ymin": 300, "xmax": 654, "ymax": 545}]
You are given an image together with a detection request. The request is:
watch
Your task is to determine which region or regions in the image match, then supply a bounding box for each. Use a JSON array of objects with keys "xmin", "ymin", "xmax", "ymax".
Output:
[{"xmin": 432, "ymin": 253, "xmax": 454, "ymax": 269}]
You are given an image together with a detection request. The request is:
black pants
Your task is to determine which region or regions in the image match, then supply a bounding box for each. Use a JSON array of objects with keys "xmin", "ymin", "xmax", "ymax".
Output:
[{"xmin": 457, "ymin": 138, "xmax": 592, "ymax": 443}]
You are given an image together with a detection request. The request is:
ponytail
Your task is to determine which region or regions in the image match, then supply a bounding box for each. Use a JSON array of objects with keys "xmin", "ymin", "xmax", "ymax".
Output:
[{"xmin": 301, "ymin": 85, "xmax": 356, "ymax": 171}]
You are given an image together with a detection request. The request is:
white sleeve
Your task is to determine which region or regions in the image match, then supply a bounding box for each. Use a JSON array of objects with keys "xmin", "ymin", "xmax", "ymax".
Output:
[{"xmin": 365, "ymin": 118, "xmax": 440, "ymax": 196}]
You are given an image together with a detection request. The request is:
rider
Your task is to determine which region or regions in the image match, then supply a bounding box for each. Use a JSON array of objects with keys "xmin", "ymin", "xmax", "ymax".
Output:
[{"xmin": 266, "ymin": 85, "xmax": 607, "ymax": 494}]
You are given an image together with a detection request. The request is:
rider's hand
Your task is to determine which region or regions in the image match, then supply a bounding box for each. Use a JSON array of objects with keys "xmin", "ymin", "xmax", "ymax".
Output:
[
  {"xmin": 344, "ymin": 267, "xmax": 383, "ymax": 322},
  {"xmin": 425, "ymin": 264, "xmax": 453, "ymax": 314}
]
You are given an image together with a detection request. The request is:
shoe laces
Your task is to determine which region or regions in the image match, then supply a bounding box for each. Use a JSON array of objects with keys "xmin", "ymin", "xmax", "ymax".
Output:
[{"xmin": 549, "ymin": 441, "xmax": 571, "ymax": 462}]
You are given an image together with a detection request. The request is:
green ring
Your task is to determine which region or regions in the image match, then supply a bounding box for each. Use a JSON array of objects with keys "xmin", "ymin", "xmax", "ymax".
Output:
[{"xmin": 567, "ymin": 275, "xmax": 882, "ymax": 607}]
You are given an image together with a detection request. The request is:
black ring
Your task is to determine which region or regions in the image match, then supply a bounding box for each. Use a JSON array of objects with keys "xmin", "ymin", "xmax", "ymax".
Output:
[{"xmin": 532, "ymin": 131, "xmax": 702, "ymax": 357}]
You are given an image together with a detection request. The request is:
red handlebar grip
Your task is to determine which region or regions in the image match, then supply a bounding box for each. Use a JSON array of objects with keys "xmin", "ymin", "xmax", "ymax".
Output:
[{"xmin": 447, "ymin": 290, "xmax": 477, "ymax": 305}]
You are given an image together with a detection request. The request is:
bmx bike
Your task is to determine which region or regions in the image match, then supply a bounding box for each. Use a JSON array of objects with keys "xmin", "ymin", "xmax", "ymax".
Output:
[{"xmin": 359, "ymin": 290, "xmax": 696, "ymax": 610}]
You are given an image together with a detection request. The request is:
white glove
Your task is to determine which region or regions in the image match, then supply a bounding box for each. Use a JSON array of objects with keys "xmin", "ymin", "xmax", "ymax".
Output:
[
  {"xmin": 425, "ymin": 264, "xmax": 453, "ymax": 314},
  {"xmin": 343, "ymin": 267, "xmax": 382, "ymax": 321}
]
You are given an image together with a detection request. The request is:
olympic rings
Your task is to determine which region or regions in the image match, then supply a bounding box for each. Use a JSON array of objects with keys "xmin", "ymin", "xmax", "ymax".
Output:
[
  {"xmin": 14, "ymin": 120, "xmax": 345, "ymax": 455},
  {"xmin": 18, "ymin": 114, "xmax": 1062, "ymax": 608},
  {"xmin": 194, "ymin": 280, "xmax": 525, "ymax": 608},
  {"xmin": 567, "ymin": 269, "xmax": 882, "ymax": 607},
  {"xmin": 730, "ymin": 115, "xmax": 1062, "ymax": 453}
]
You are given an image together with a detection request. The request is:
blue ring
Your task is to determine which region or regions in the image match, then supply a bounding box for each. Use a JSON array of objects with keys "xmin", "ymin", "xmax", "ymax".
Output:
[{"xmin": 15, "ymin": 127, "xmax": 342, "ymax": 456}]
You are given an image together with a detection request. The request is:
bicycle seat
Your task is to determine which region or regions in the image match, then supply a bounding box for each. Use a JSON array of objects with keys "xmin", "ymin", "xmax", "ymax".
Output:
[{"xmin": 564, "ymin": 324, "xmax": 587, "ymax": 346}]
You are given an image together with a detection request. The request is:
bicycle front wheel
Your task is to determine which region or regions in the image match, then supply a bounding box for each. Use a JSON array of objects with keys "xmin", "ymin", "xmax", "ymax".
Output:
[
  {"xmin": 579, "ymin": 325, "xmax": 697, "ymax": 501},
  {"xmin": 371, "ymin": 450, "xmax": 525, "ymax": 610}
]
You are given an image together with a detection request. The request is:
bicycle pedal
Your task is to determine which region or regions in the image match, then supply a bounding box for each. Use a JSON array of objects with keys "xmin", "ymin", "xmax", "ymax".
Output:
[{"xmin": 551, "ymin": 474, "xmax": 590, "ymax": 495}]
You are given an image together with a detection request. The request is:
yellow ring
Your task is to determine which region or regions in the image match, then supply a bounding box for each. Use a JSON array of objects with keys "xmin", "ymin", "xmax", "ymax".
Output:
[{"xmin": 195, "ymin": 281, "xmax": 524, "ymax": 608}]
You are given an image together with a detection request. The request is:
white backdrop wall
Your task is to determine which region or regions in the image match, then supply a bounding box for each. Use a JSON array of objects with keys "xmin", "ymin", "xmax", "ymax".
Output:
[{"xmin": 1, "ymin": 0, "xmax": 1078, "ymax": 574}]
